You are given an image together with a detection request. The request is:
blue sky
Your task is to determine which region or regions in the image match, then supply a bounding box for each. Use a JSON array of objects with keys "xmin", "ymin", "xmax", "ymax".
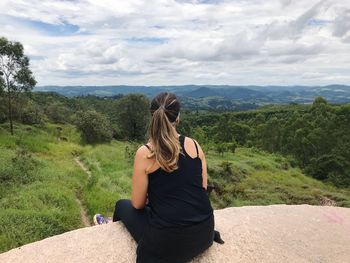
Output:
[{"xmin": 0, "ymin": 0, "xmax": 349, "ymax": 86}]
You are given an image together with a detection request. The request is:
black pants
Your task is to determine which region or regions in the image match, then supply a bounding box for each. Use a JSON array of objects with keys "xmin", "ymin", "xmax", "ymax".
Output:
[
  {"xmin": 113, "ymin": 199, "xmax": 215, "ymax": 263},
  {"xmin": 113, "ymin": 199, "xmax": 149, "ymax": 243}
]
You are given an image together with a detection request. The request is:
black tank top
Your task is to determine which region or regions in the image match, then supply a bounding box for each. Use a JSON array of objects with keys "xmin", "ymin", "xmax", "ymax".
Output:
[{"xmin": 144, "ymin": 134, "xmax": 214, "ymax": 229}]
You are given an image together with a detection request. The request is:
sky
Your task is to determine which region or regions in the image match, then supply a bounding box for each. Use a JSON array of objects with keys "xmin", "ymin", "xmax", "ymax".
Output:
[{"xmin": 0, "ymin": 0, "xmax": 349, "ymax": 86}]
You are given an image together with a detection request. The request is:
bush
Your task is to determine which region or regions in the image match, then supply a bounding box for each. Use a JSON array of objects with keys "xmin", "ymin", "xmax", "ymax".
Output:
[
  {"xmin": 0, "ymin": 147, "xmax": 39, "ymax": 184},
  {"xmin": 75, "ymin": 110, "xmax": 113, "ymax": 144},
  {"xmin": 306, "ymin": 154, "xmax": 350, "ymax": 187},
  {"xmin": 45, "ymin": 103, "xmax": 72, "ymax": 124},
  {"xmin": 215, "ymin": 142, "xmax": 237, "ymax": 155},
  {"xmin": 20, "ymin": 101, "xmax": 45, "ymax": 125},
  {"xmin": 227, "ymin": 141, "xmax": 237, "ymax": 153},
  {"xmin": 124, "ymin": 143, "xmax": 139, "ymax": 163},
  {"xmin": 215, "ymin": 143, "xmax": 228, "ymax": 155}
]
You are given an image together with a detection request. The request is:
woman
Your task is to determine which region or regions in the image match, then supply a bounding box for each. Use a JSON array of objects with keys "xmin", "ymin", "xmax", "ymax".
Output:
[{"xmin": 95, "ymin": 92, "xmax": 222, "ymax": 262}]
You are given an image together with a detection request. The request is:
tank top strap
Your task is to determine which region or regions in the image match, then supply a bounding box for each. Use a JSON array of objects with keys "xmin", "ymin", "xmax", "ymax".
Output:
[
  {"xmin": 179, "ymin": 134, "xmax": 184, "ymax": 147},
  {"xmin": 144, "ymin": 144, "xmax": 151, "ymax": 152},
  {"xmin": 192, "ymin": 139, "xmax": 199, "ymax": 158},
  {"xmin": 179, "ymin": 135, "xmax": 199, "ymax": 158}
]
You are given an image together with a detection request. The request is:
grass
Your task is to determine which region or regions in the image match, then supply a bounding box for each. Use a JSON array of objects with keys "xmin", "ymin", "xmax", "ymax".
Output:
[
  {"xmin": 0, "ymin": 122, "xmax": 350, "ymax": 253},
  {"xmin": 79, "ymin": 141, "xmax": 137, "ymax": 217},
  {"xmin": 0, "ymin": 123, "xmax": 87, "ymax": 252},
  {"xmin": 206, "ymin": 148, "xmax": 350, "ymax": 208}
]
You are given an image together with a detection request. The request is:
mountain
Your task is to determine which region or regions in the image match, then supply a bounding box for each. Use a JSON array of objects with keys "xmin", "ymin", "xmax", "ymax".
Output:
[
  {"xmin": 34, "ymin": 85, "xmax": 350, "ymax": 111},
  {"xmin": 184, "ymin": 86, "xmax": 222, "ymax": 98}
]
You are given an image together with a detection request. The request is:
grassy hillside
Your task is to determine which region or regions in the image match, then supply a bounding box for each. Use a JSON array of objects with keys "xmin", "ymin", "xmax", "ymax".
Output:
[
  {"xmin": 205, "ymin": 148, "xmax": 350, "ymax": 208},
  {"xmin": 80, "ymin": 141, "xmax": 350, "ymax": 216},
  {"xmin": 0, "ymin": 123, "xmax": 349, "ymax": 253},
  {"xmin": 0, "ymin": 123, "xmax": 87, "ymax": 252}
]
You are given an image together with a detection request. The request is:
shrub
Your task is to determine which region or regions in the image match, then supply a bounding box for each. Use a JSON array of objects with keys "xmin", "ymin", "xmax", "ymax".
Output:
[
  {"xmin": 0, "ymin": 147, "xmax": 39, "ymax": 184},
  {"xmin": 124, "ymin": 142, "xmax": 140, "ymax": 163},
  {"xmin": 11, "ymin": 147, "xmax": 38, "ymax": 184},
  {"xmin": 227, "ymin": 141, "xmax": 237, "ymax": 153},
  {"xmin": 75, "ymin": 110, "xmax": 113, "ymax": 144},
  {"xmin": 45, "ymin": 103, "xmax": 72, "ymax": 124},
  {"xmin": 20, "ymin": 101, "xmax": 45, "ymax": 125},
  {"xmin": 215, "ymin": 143, "xmax": 228, "ymax": 155}
]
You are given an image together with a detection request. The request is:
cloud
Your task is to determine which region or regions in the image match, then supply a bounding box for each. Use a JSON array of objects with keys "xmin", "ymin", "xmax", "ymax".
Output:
[
  {"xmin": 0, "ymin": 0, "xmax": 349, "ymax": 86},
  {"xmin": 332, "ymin": 8, "xmax": 350, "ymax": 40}
]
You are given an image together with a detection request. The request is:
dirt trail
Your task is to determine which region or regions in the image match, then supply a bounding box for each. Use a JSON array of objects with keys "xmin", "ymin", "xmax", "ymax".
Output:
[
  {"xmin": 74, "ymin": 157, "xmax": 92, "ymax": 178},
  {"xmin": 74, "ymin": 157, "xmax": 92, "ymax": 227}
]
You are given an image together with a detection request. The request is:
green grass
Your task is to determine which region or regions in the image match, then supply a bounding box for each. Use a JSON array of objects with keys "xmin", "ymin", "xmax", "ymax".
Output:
[
  {"xmin": 0, "ymin": 123, "xmax": 87, "ymax": 253},
  {"xmin": 1, "ymin": 122, "xmax": 350, "ymax": 253},
  {"xmin": 79, "ymin": 141, "xmax": 136, "ymax": 217},
  {"xmin": 206, "ymin": 148, "xmax": 350, "ymax": 208}
]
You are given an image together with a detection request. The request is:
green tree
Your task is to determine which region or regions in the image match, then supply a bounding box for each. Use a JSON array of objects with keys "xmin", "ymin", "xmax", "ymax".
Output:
[
  {"xmin": 192, "ymin": 126, "xmax": 207, "ymax": 145},
  {"xmin": 75, "ymin": 110, "xmax": 113, "ymax": 144},
  {"xmin": 213, "ymin": 114, "xmax": 234, "ymax": 143},
  {"xmin": 231, "ymin": 122, "xmax": 250, "ymax": 145},
  {"xmin": 46, "ymin": 103, "xmax": 72, "ymax": 124},
  {"xmin": 20, "ymin": 100, "xmax": 44, "ymax": 125},
  {"xmin": 0, "ymin": 37, "xmax": 36, "ymax": 135},
  {"xmin": 215, "ymin": 143, "xmax": 228, "ymax": 156},
  {"xmin": 227, "ymin": 141, "xmax": 237, "ymax": 153},
  {"xmin": 116, "ymin": 94, "xmax": 150, "ymax": 140},
  {"xmin": 0, "ymin": 90, "xmax": 6, "ymax": 123}
]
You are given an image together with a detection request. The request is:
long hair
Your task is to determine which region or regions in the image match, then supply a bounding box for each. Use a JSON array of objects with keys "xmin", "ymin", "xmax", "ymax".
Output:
[{"xmin": 146, "ymin": 92, "xmax": 182, "ymax": 173}]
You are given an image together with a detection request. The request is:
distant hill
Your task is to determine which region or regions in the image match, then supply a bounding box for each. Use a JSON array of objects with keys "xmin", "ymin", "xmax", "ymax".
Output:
[
  {"xmin": 185, "ymin": 86, "xmax": 222, "ymax": 98},
  {"xmin": 34, "ymin": 84, "xmax": 350, "ymax": 111}
]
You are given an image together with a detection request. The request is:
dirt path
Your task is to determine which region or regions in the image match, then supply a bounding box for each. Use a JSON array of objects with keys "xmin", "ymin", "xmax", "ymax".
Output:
[
  {"xmin": 76, "ymin": 195, "xmax": 91, "ymax": 227},
  {"xmin": 74, "ymin": 157, "xmax": 92, "ymax": 178},
  {"xmin": 74, "ymin": 157, "xmax": 92, "ymax": 227}
]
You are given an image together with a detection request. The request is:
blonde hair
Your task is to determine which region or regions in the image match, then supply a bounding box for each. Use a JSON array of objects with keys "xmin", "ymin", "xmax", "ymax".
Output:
[{"xmin": 146, "ymin": 92, "xmax": 182, "ymax": 173}]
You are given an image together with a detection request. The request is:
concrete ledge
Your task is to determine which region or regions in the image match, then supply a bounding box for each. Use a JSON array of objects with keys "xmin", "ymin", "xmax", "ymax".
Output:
[{"xmin": 1, "ymin": 204, "xmax": 350, "ymax": 263}]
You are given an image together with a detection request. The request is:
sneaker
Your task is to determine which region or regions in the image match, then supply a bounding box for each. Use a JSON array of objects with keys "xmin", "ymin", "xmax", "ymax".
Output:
[{"xmin": 93, "ymin": 214, "xmax": 107, "ymax": 225}]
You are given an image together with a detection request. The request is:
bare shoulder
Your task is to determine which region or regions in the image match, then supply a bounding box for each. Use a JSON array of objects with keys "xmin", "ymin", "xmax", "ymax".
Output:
[
  {"xmin": 184, "ymin": 136, "xmax": 205, "ymax": 158},
  {"xmin": 135, "ymin": 144, "xmax": 151, "ymax": 158},
  {"xmin": 193, "ymin": 138, "xmax": 205, "ymax": 158}
]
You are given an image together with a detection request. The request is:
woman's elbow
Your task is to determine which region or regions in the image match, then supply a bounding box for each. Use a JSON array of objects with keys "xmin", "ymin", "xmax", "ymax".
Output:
[{"xmin": 131, "ymin": 199, "xmax": 145, "ymax": 210}]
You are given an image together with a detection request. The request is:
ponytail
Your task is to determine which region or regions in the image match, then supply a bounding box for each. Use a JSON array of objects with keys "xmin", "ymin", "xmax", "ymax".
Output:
[{"xmin": 147, "ymin": 93, "xmax": 182, "ymax": 173}]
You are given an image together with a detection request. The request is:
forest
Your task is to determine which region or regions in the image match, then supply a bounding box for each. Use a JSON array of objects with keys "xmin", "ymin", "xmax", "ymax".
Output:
[{"xmin": 1, "ymin": 91, "xmax": 349, "ymax": 188}]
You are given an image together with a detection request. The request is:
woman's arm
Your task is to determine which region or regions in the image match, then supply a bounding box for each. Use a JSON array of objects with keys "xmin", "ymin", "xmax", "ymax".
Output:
[
  {"xmin": 201, "ymin": 152, "xmax": 208, "ymax": 190},
  {"xmin": 131, "ymin": 147, "xmax": 149, "ymax": 209}
]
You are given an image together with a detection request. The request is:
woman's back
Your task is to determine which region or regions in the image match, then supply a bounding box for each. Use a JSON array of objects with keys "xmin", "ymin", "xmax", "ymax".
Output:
[
  {"xmin": 112, "ymin": 92, "xmax": 218, "ymax": 262},
  {"xmin": 145, "ymin": 134, "xmax": 214, "ymax": 228}
]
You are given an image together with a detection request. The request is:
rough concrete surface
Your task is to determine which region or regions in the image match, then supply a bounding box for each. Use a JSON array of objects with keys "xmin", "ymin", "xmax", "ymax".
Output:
[{"xmin": 1, "ymin": 204, "xmax": 350, "ymax": 263}]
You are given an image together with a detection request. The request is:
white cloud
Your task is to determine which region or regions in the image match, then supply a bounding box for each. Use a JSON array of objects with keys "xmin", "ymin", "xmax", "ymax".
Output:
[{"xmin": 0, "ymin": 0, "xmax": 349, "ymax": 86}]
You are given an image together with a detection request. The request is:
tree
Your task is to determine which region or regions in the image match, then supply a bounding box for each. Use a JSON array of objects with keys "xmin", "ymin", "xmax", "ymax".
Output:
[
  {"xmin": 213, "ymin": 114, "xmax": 234, "ymax": 143},
  {"xmin": 75, "ymin": 110, "xmax": 113, "ymax": 144},
  {"xmin": 116, "ymin": 94, "xmax": 150, "ymax": 140},
  {"xmin": 191, "ymin": 126, "xmax": 207, "ymax": 145},
  {"xmin": 46, "ymin": 102, "xmax": 72, "ymax": 124},
  {"xmin": 0, "ymin": 84, "xmax": 6, "ymax": 123},
  {"xmin": 231, "ymin": 122, "xmax": 250, "ymax": 145},
  {"xmin": 20, "ymin": 99, "xmax": 44, "ymax": 125},
  {"xmin": 0, "ymin": 37, "xmax": 36, "ymax": 134},
  {"xmin": 215, "ymin": 143, "xmax": 228, "ymax": 156},
  {"xmin": 227, "ymin": 141, "xmax": 237, "ymax": 154}
]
